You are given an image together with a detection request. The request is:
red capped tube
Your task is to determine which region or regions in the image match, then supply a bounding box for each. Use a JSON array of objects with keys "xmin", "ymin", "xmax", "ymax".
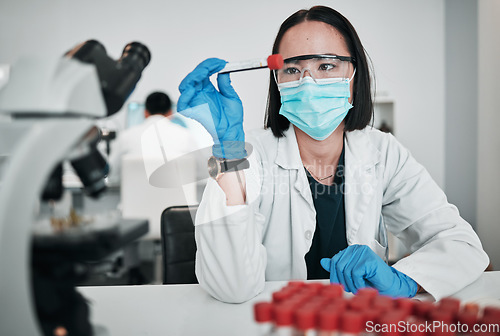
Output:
[
  {"xmin": 254, "ymin": 302, "xmax": 273, "ymax": 323},
  {"xmin": 218, "ymin": 54, "xmax": 284, "ymax": 74}
]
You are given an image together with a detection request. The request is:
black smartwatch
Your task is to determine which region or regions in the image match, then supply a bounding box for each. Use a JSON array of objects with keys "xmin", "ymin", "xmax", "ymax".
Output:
[{"xmin": 207, "ymin": 156, "xmax": 249, "ymax": 181}]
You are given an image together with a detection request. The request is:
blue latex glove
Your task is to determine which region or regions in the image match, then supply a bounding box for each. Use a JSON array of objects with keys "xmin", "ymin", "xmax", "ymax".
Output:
[
  {"xmin": 177, "ymin": 58, "xmax": 246, "ymax": 159},
  {"xmin": 320, "ymin": 245, "xmax": 418, "ymax": 298}
]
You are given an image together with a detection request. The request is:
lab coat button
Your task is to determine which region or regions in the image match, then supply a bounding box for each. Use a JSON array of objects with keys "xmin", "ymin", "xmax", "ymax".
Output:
[{"xmin": 305, "ymin": 230, "xmax": 312, "ymax": 240}]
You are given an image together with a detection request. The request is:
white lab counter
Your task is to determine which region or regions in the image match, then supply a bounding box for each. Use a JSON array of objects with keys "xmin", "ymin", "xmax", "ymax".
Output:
[{"xmin": 79, "ymin": 272, "xmax": 500, "ymax": 336}]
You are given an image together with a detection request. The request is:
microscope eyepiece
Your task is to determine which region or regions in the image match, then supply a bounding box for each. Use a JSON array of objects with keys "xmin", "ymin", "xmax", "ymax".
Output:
[
  {"xmin": 64, "ymin": 40, "xmax": 107, "ymax": 63},
  {"xmin": 120, "ymin": 42, "xmax": 151, "ymax": 72},
  {"xmin": 65, "ymin": 40, "xmax": 151, "ymax": 116}
]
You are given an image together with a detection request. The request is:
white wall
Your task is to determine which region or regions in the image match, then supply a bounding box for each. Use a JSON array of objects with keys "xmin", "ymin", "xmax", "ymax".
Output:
[
  {"xmin": 0, "ymin": 0, "xmax": 447, "ymax": 187},
  {"xmin": 477, "ymin": 0, "xmax": 500, "ymax": 269},
  {"xmin": 444, "ymin": 0, "xmax": 478, "ymax": 227}
]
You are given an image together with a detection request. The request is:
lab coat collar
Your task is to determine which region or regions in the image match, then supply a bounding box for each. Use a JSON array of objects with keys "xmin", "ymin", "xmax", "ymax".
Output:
[
  {"xmin": 344, "ymin": 128, "xmax": 382, "ymax": 243},
  {"xmin": 344, "ymin": 128, "xmax": 381, "ymax": 169},
  {"xmin": 144, "ymin": 114, "xmax": 166, "ymax": 124},
  {"xmin": 275, "ymin": 126, "xmax": 303, "ymax": 170},
  {"xmin": 275, "ymin": 126, "xmax": 315, "ymax": 214}
]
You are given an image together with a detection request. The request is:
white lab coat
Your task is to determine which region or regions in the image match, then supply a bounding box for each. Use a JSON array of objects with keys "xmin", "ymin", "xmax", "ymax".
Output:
[
  {"xmin": 107, "ymin": 115, "xmax": 195, "ymax": 184},
  {"xmin": 195, "ymin": 126, "xmax": 489, "ymax": 303}
]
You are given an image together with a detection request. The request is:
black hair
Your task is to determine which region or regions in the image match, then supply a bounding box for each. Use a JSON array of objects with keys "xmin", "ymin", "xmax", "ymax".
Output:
[
  {"xmin": 265, "ymin": 6, "xmax": 373, "ymax": 137},
  {"xmin": 145, "ymin": 91, "xmax": 172, "ymax": 115}
]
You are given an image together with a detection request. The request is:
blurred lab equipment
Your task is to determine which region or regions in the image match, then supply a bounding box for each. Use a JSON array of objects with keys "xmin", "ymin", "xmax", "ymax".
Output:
[
  {"xmin": 126, "ymin": 101, "xmax": 147, "ymax": 128},
  {"xmin": 0, "ymin": 39, "xmax": 150, "ymax": 336},
  {"xmin": 0, "ymin": 64, "xmax": 9, "ymax": 91},
  {"xmin": 101, "ymin": 128, "xmax": 117, "ymax": 156}
]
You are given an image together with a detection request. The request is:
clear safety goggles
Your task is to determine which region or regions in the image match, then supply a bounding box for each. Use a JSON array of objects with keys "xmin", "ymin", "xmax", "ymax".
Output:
[{"xmin": 274, "ymin": 54, "xmax": 355, "ymax": 86}]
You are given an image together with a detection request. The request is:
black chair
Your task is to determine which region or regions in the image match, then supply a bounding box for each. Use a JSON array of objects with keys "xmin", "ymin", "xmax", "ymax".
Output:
[{"xmin": 160, "ymin": 205, "xmax": 199, "ymax": 284}]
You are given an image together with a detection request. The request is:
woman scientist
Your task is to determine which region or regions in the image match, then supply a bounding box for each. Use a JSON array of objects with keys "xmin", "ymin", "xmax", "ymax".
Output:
[{"xmin": 177, "ymin": 5, "xmax": 488, "ymax": 303}]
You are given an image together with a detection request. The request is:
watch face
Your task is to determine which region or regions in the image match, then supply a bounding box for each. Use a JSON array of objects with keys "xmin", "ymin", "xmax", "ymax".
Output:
[{"xmin": 207, "ymin": 156, "xmax": 219, "ymax": 179}]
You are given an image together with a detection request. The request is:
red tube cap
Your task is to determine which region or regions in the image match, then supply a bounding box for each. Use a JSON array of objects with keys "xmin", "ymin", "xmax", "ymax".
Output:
[
  {"xmin": 463, "ymin": 302, "xmax": 479, "ymax": 315},
  {"xmin": 372, "ymin": 296, "xmax": 395, "ymax": 310},
  {"xmin": 349, "ymin": 296, "xmax": 371, "ymax": 311},
  {"xmin": 267, "ymin": 54, "xmax": 284, "ymax": 70},
  {"xmin": 363, "ymin": 308, "xmax": 382, "ymax": 324},
  {"xmin": 457, "ymin": 311, "xmax": 478, "ymax": 328},
  {"xmin": 395, "ymin": 298, "xmax": 414, "ymax": 316},
  {"xmin": 413, "ymin": 301, "xmax": 434, "ymax": 319},
  {"xmin": 273, "ymin": 304, "xmax": 294, "ymax": 326},
  {"xmin": 319, "ymin": 307, "xmax": 340, "ymax": 331},
  {"xmin": 294, "ymin": 307, "xmax": 317, "ymax": 331},
  {"xmin": 438, "ymin": 297, "xmax": 461, "ymax": 314},
  {"xmin": 340, "ymin": 311, "xmax": 363, "ymax": 333},
  {"xmin": 356, "ymin": 287, "xmax": 379, "ymax": 299},
  {"xmin": 254, "ymin": 302, "xmax": 273, "ymax": 323},
  {"xmin": 322, "ymin": 284, "xmax": 344, "ymax": 299},
  {"xmin": 287, "ymin": 280, "xmax": 306, "ymax": 288},
  {"xmin": 483, "ymin": 306, "xmax": 500, "ymax": 319},
  {"xmin": 272, "ymin": 290, "xmax": 290, "ymax": 303},
  {"xmin": 429, "ymin": 310, "xmax": 454, "ymax": 324}
]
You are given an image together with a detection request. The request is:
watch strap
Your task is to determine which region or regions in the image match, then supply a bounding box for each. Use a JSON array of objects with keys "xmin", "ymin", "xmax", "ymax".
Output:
[{"xmin": 220, "ymin": 158, "xmax": 249, "ymax": 173}]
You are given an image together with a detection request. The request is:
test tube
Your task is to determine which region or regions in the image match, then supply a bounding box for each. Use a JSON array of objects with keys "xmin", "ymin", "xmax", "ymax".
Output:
[
  {"xmin": 322, "ymin": 284, "xmax": 345, "ymax": 300},
  {"xmin": 326, "ymin": 298, "xmax": 348, "ymax": 312},
  {"xmin": 306, "ymin": 282, "xmax": 326, "ymax": 293},
  {"xmin": 294, "ymin": 306, "xmax": 318, "ymax": 336},
  {"xmin": 286, "ymin": 281, "xmax": 307, "ymax": 289},
  {"xmin": 254, "ymin": 302, "xmax": 275, "ymax": 336},
  {"xmin": 218, "ymin": 54, "xmax": 284, "ymax": 74},
  {"xmin": 482, "ymin": 306, "xmax": 500, "ymax": 319},
  {"xmin": 318, "ymin": 306, "xmax": 341, "ymax": 336},
  {"xmin": 395, "ymin": 298, "xmax": 415, "ymax": 318},
  {"xmin": 356, "ymin": 288, "xmax": 379, "ymax": 301},
  {"xmin": 462, "ymin": 302, "xmax": 479, "ymax": 316},
  {"xmin": 273, "ymin": 289, "xmax": 292, "ymax": 304},
  {"xmin": 273, "ymin": 303, "xmax": 295, "ymax": 336},
  {"xmin": 372, "ymin": 296, "xmax": 395, "ymax": 312},
  {"xmin": 339, "ymin": 311, "xmax": 364, "ymax": 336},
  {"xmin": 413, "ymin": 301, "xmax": 434, "ymax": 320},
  {"xmin": 428, "ymin": 309, "xmax": 454, "ymax": 325},
  {"xmin": 438, "ymin": 297, "xmax": 461, "ymax": 315},
  {"xmin": 348, "ymin": 296, "xmax": 371, "ymax": 312}
]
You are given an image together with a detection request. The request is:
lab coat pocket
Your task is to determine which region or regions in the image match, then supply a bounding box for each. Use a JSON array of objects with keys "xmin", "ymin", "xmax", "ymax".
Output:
[{"xmin": 371, "ymin": 216, "xmax": 388, "ymax": 263}]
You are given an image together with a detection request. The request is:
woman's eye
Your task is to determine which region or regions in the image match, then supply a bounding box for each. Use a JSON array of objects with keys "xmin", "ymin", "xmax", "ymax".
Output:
[
  {"xmin": 318, "ymin": 63, "xmax": 335, "ymax": 71},
  {"xmin": 283, "ymin": 67, "xmax": 300, "ymax": 75}
]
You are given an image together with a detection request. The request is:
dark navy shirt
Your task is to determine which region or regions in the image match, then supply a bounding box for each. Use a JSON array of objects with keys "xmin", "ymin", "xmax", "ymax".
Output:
[{"xmin": 304, "ymin": 146, "xmax": 348, "ymax": 279}]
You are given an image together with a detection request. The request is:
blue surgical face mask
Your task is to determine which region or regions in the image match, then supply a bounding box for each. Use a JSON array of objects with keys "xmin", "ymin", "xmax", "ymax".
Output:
[{"xmin": 277, "ymin": 74, "xmax": 354, "ymax": 141}]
